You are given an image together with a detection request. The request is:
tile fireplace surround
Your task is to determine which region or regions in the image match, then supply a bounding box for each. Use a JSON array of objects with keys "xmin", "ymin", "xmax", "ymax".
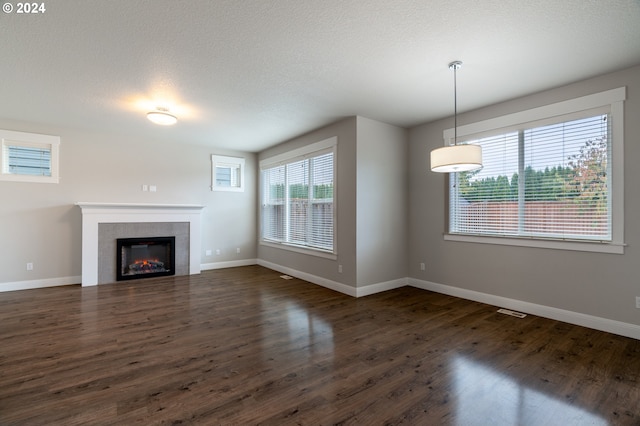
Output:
[{"xmin": 76, "ymin": 202, "xmax": 205, "ymax": 286}]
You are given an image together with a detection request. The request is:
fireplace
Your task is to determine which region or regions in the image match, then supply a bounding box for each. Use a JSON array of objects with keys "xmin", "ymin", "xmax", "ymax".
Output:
[
  {"xmin": 116, "ymin": 236, "xmax": 176, "ymax": 281},
  {"xmin": 76, "ymin": 203, "xmax": 204, "ymax": 286}
]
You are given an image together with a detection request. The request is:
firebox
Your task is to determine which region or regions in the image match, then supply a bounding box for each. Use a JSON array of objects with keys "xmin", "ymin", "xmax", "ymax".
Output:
[{"xmin": 116, "ymin": 236, "xmax": 176, "ymax": 281}]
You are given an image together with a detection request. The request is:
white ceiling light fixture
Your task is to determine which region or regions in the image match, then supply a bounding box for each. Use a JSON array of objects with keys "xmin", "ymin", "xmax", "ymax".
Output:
[
  {"xmin": 147, "ymin": 107, "xmax": 177, "ymax": 126},
  {"xmin": 430, "ymin": 61, "xmax": 482, "ymax": 173}
]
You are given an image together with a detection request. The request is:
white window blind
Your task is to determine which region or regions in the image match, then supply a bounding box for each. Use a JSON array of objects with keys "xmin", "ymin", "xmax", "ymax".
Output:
[
  {"xmin": 450, "ymin": 112, "xmax": 611, "ymax": 241},
  {"xmin": 261, "ymin": 141, "xmax": 335, "ymax": 253},
  {"xmin": 5, "ymin": 145, "xmax": 51, "ymax": 176},
  {"xmin": 215, "ymin": 167, "xmax": 232, "ymax": 186}
]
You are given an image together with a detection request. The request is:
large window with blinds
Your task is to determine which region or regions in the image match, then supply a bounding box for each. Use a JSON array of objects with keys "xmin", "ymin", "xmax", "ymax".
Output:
[
  {"xmin": 446, "ymin": 87, "xmax": 625, "ymax": 254},
  {"xmin": 260, "ymin": 137, "xmax": 336, "ymax": 255},
  {"xmin": 0, "ymin": 129, "xmax": 60, "ymax": 183}
]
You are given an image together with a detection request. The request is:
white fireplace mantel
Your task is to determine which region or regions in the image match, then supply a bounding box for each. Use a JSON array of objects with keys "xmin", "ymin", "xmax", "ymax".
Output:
[{"xmin": 76, "ymin": 202, "xmax": 205, "ymax": 286}]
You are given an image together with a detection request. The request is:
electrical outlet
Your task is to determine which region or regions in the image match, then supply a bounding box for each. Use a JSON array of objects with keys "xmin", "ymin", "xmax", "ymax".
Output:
[
  {"xmin": 149, "ymin": 185, "xmax": 157, "ymax": 192},
  {"xmin": 236, "ymin": 248, "xmax": 241, "ymax": 254},
  {"xmin": 420, "ymin": 262, "xmax": 425, "ymax": 271},
  {"xmin": 205, "ymin": 249, "xmax": 212, "ymax": 256},
  {"xmin": 338, "ymin": 264, "xmax": 343, "ymax": 273},
  {"xmin": 215, "ymin": 249, "xmax": 221, "ymax": 255},
  {"xmin": 26, "ymin": 262, "xmax": 33, "ymax": 271},
  {"xmin": 142, "ymin": 184, "xmax": 148, "ymax": 191},
  {"xmin": 636, "ymin": 296, "xmax": 640, "ymax": 309}
]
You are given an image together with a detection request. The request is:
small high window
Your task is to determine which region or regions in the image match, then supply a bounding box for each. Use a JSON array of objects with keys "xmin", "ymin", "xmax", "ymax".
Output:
[
  {"xmin": 211, "ymin": 155, "xmax": 245, "ymax": 192},
  {"xmin": 0, "ymin": 129, "xmax": 60, "ymax": 183}
]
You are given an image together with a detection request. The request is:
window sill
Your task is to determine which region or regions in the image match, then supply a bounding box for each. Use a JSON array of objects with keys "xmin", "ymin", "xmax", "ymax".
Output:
[
  {"xmin": 260, "ymin": 240, "xmax": 337, "ymax": 260},
  {"xmin": 0, "ymin": 173, "xmax": 59, "ymax": 183},
  {"xmin": 444, "ymin": 233, "xmax": 625, "ymax": 254},
  {"xmin": 211, "ymin": 186, "xmax": 244, "ymax": 192}
]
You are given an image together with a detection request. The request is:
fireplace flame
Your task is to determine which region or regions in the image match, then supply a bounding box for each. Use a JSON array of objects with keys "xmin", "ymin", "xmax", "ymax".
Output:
[
  {"xmin": 128, "ymin": 258, "xmax": 166, "ymax": 274},
  {"xmin": 134, "ymin": 259, "xmax": 160, "ymax": 265}
]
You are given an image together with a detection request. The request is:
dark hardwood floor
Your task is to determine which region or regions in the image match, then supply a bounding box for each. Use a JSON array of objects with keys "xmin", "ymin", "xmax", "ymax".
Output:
[{"xmin": 1, "ymin": 265, "xmax": 638, "ymax": 425}]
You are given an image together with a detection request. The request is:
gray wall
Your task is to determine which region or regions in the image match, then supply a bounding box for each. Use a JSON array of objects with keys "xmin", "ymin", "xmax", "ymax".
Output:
[
  {"xmin": 356, "ymin": 117, "xmax": 407, "ymax": 286},
  {"xmin": 3, "ymin": 63, "xmax": 639, "ymax": 331},
  {"xmin": 408, "ymin": 64, "xmax": 640, "ymax": 326},
  {"xmin": 0, "ymin": 120, "xmax": 257, "ymax": 287},
  {"xmin": 258, "ymin": 117, "xmax": 358, "ymax": 287},
  {"xmin": 257, "ymin": 116, "xmax": 408, "ymax": 289}
]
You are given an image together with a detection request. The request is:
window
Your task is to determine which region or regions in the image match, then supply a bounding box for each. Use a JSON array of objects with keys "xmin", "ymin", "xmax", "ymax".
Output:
[
  {"xmin": 0, "ymin": 129, "xmax": 60, "ymax": 183},
  {"xmin": 260, "ymin": 137, "xmax": 336, "ymax": 255},
  {"xmin": 446, "ymin": 87, "xmax": 625, "ymax": 254},
  {"xmin": 211, "ymin": 155, "xmax": 244, "ymax": 192}
]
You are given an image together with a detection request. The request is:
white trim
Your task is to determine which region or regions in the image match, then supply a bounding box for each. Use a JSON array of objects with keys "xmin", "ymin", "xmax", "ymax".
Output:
[
  {"xmin": 444, "ymin": 234, "xmax": 625, "ymax": 254},
  {"xmin": 0, "ymin": 276, "xmax": 80, "ymax": 292},
  {"xmin": 356, "ymin": 278, "xmax": 407, "ymax": 297},
  {"xmin": 443, "ymin": 87, "xmax": 626, "ymax": 142},
  {"xmin": 260, "ymin": 136, "xmax": 337, "ymax": 169},
  {"xmin": 610, "ymin": 99, "xmax": 625, "ymax": 246},
  {"xmin": 201, "ymin": 259, "xmax": 257, "ymax": 270},
  {"xmin": 408, "ymin": 277, "xmax": 640, "ymax": 340},
  {"xmin": 257, "ymin": 259, "xmax": 357, "ymax": 297},
  {"xmin": 2, "ymin": 265, "xmax": 638, "ymax": 340},
  {"xmin": 256, "ymin": 262, "xmax": 640, "ymax": 340},
  {"xmin": 75, "ymin": 202, "xmax": 204, "ymax": 210},
  {"xmin": 259, "ymin": 240, "xmax": 337, "ymax": 260},
  {"xmin": 76, "ymin": 202, "xmax": 205, "ymax": 287},
  {"xmin": 257, "ymin": 259, "xmax": 406, "ymax": 298}
]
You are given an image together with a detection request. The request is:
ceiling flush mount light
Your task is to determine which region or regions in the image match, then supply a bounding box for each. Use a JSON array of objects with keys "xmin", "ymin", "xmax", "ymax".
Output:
[
  {"xmin": 147, "ymin": 107, "xmax": 177, "ymax": 126},
  {"xmin": 430, "ymin": 61, "xmax": 482, "ymax": 173}
]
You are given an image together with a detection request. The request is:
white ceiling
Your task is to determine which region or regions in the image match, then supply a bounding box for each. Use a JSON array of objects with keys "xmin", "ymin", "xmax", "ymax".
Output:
[{"xmin": 2, "ymin": 1, "xmax": 640, "ymax": 152}]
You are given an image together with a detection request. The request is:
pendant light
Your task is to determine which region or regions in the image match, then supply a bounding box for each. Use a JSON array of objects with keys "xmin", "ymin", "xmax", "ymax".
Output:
[{"xmin": 430, "ymin": 61, "xmax": 482, "ymax": 173}]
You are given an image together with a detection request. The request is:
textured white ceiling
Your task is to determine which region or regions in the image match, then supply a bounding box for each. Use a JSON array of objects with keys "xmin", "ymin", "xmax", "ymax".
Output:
[{"xmin": 1, "ymin": 0, "xmax": 639, "ymax": 152}]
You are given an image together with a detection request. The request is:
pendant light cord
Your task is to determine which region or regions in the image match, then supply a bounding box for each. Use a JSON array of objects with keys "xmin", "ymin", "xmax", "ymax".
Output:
[
  {"xmin": 453, "ymin": 64, "xmax": 458, "ymax": 146},
  {"xmin": 448, "ymin": 61, "xmax": 462, "ymax": 146}
]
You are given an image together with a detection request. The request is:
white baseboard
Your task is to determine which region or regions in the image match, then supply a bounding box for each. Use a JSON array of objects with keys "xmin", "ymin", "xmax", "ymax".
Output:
[
  {"xmin": 257, "ymin": 259, "xmax": 358, "ymax": 297},
  {"xmin": 256, "ymin": 260, "xmax": 407, "ymax": 298},
  {"xmin": 2, "ymin": 265, "xmax": 637, "ymax": 341},
  {"xmin": 0, "ymin": 259, "xmax": 260, "ymax": 292},
  {"xmin": 251, "ymin": 261, "xmax": 640, "ymax": 340},
  {"xmin": 200, "ymin": 259, "xmax": 258, "ymax": 271},
  {"xmin": 408, "ymin": 277, "xmax": 640, "ymax": 341},
  {"xmin": 356, "ymin": 277, "xmax": 408, "ymax": 297},
  {"xmin": 0, "ymin": 276, "xmax": 81, "ymax": 292}
]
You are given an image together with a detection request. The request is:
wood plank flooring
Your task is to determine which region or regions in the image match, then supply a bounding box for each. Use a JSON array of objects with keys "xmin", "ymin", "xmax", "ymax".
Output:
[{"xmin": 1, "ymin": 265, "xmax": 639, "ymax": 425}]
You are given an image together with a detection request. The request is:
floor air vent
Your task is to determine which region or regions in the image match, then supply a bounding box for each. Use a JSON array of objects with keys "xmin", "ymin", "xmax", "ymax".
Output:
[{"xmin": 497, "ymin": 308, "xmax": 527, "ymax": 318}]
